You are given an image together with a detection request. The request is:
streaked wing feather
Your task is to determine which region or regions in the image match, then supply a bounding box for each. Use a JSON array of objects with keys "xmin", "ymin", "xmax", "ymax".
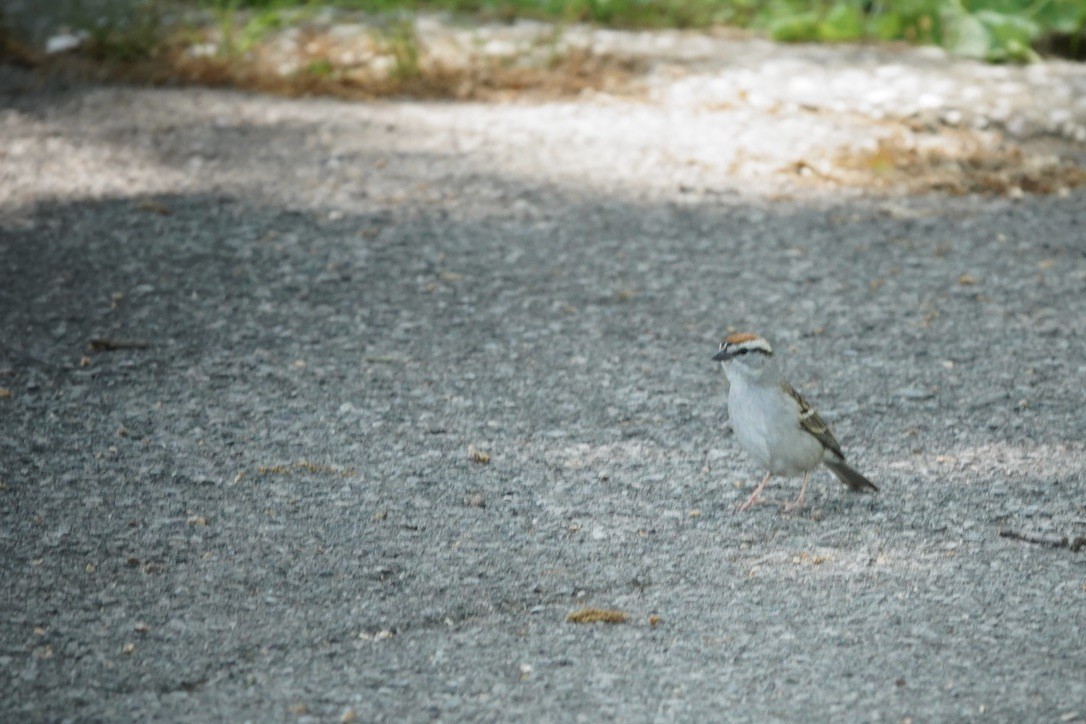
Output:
[{"xmin": 780, "ymin": 382, "xmax": 844, "ymax": 459}]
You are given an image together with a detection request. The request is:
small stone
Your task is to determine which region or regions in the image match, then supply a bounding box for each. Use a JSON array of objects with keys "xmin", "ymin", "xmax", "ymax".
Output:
[
  {"xmin": 46, "ymin": 33, "xmax": 84, "ymax": 54},
  {"xmin": 895, "ymin": 387, "xmax": 934, "ymax": 400}
]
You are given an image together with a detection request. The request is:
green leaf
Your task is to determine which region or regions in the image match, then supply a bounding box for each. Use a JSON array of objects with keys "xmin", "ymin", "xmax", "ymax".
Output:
[
  {"xmin": 942, "ymin": 10, "xmax": 991, "ymax": 58},
  {"xmin": 975, "ymin": 9, "xmax": 1040, "ymax": 43},
  {"xmin": 819, "ymin": 2, "xmax": 865, "ymax": 41},
  {"xmin": 975, "ymin": 9, "xmax": 1040, "ymax": 62},
  {"xmin": 868, "ymin": 12, "xmax": 904, "ymax": 41},
  {"xmin": 767, "ymin": 12, "xmax": 822, "ymax": 42},
  {"xmin": 1033, "ymin": 0, "xmax": 1086, "ymax": 35}
]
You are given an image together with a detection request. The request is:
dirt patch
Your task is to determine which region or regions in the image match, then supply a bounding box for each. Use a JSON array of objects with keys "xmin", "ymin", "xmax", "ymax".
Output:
[
  {"xmin": 8, "ymin": 17, "xmax": 647, "ymax": 102},
  {"xmin": 161, "ymin": 44, "xmax": 646, "ymax": 101},
  {"xmin": 813, "ymin": 129, "xmax": 1086, "ymax": 195}
]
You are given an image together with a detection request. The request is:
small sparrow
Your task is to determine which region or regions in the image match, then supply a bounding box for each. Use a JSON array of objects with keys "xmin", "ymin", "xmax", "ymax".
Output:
[{"xmin": 713, "ymin": 333, "xmax": 878, "ymax": 511}]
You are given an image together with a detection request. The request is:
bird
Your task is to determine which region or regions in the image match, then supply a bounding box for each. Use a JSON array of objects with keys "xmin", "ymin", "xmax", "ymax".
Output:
[{"xmin": 712, "ymin": 332, "xmax": 878, "ymax": 511}]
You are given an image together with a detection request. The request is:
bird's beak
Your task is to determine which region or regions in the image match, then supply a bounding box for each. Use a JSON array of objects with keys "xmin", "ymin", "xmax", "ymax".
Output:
[{"xmin": 712, "ymin": 348, "xmax": 729, "ymax": 362}]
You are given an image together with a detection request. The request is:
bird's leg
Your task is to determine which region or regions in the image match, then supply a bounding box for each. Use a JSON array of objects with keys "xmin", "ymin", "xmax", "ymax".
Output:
[
  {"xmin": 783, "ymin": 472, "xmax": 809, "ymax": 513},
  {"xmin": 738, "ymin": 472, "xmax": 773, "ymax": 511}
]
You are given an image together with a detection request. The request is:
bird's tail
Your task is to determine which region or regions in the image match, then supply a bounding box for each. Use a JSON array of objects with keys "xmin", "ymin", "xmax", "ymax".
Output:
[{"xmin": 824, "ymin": 458, "xmax": 878, "ymax": 493}]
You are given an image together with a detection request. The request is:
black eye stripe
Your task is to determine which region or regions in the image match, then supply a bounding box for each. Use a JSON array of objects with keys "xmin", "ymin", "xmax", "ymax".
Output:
[{"xmin": 718, "ymin": 342, "xmax": 771, "ymax": 357}]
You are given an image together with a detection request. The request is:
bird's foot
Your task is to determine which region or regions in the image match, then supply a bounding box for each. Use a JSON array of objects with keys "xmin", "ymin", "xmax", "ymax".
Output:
[
  {"xmin": 781, "ymin": 497, "xmax": 806, "ymax": 513},
  {"xmin": 781, "ymin": 473, "xmax": 809, "ymax": 513},
  {"xmin": 737, "ymin": 493, "xmax": 764, "ymax": 512},
  {"xmin": 736, "ymin": 473, "xmax": 775, "ymax": 512}
]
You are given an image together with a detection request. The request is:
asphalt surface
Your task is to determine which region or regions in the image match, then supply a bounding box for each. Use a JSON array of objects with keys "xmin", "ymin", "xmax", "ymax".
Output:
[{"xmin": 1, "ymin": 63, "xmax": 1085, "ymax": 722}]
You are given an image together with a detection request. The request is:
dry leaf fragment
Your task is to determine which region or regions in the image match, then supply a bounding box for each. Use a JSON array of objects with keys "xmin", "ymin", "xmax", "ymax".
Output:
[
  {"xmin": 468, "ymin": 445, "xmax": 490, "ymax": 464},
  {"xmin": 79, "ymin": 356, "xmax": 92, "ymax": 367},
  {"xmin": 122, "ymin": 643, "xmax": 135, "ymax": 655},
  {"xmin": 87, "ymin": 338, "xmax": 150, "ymax": 352},
  {"xmin": 957, "ymin": 273, "xmax": 978, "ymax": 286},
  {"xmin": 359, "ymin": 629, "xmax": 394, "ymax": 641},
  {"xmin": 0, "ymin": 387, "xmax": 9, "ymax": 398},
  {"xmin": 187, "ymin": 515, "xmax": 207, "ymax": 526},
  {"xmin": 648, "ymin": 615, "xmax": 662, "ymax": 628},
  {"xmin": 134, "ymin": 622, "xmax": 150, "ymax": 634},
  {"xmin": 136, "ymin": 199, "xmax": 173, "ymax": 216},
  {"xmin": 33, "ymin": 645, "xmax": 53, "ymax": 659},
  {"xmin": 567, "ymin": 608, "xmax": 628, "ymax": 624}
]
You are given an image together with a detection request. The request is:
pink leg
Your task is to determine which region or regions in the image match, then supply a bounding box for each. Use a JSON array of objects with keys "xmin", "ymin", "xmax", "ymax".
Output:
[
  {"xmin": 738, "ymin": 472, "xmax": 773, "ymax": 511},
  {"xmin": 783, "ymin": 472, "xmax": 809, "ymax": 512}
]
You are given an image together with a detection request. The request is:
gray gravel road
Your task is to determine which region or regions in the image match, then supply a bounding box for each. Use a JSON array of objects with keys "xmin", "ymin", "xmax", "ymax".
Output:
[{"xmin": 1, "ymin": 61, "xmax": 1085, "ymax": 722}]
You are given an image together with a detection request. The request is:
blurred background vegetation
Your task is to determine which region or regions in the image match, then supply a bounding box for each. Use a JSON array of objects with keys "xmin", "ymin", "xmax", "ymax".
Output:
[
  {"xmin": 208, "ymin": 0, "xmax": 1082, "ymax": 62},
  {"xmin": 2, "ymin": 0, "xmax": 1086, "ymax": 58},
  {"xmin": 383, "ymin": 0, "xmax": 1083, "ymax": 60},
  {"xmin": 1, "ymin": 0, "xmax": 1084, "ymax": 63}
]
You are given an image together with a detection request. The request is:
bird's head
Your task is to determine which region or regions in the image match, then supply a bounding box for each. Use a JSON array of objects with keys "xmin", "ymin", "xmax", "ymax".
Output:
[{"xmin": 713, "ymin": 332, "xmax": 775, "ymax": 379}]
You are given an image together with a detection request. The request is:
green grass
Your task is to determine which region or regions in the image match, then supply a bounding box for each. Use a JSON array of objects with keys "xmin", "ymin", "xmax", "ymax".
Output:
[
  {"xmin": 78, "ymin": 0, "xmax": 167, "ymax": 61},
  {"xmin": 375, "ymin": 19, "xmax": 423, "ymax": 80}
]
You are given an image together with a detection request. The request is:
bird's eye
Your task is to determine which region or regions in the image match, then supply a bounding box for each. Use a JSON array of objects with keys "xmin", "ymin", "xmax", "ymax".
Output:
[{"xmin": 738, "ymin": 348, "xmax": 749, "ymax": 355}]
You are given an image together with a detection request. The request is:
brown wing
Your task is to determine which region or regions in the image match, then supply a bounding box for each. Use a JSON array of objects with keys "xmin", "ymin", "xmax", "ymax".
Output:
[{"xmin": 780, "ymin": 382, "xmax": 845, "ymax": 460}]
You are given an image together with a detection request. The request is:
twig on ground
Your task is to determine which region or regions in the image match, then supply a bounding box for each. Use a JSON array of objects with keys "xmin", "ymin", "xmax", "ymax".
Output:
[
  {"xmin": 87, "ymin": 338, "xmax": 152, "ymax": 352},
  {"xmin": 998, "ymin": 528, "xmax": 1084, "ymax": 551}
]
